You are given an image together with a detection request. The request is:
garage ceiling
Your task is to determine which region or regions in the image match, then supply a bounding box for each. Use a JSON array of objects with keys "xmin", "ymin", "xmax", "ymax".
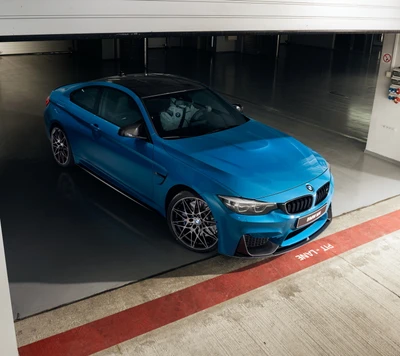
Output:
[{"xmin": 0, "ymin": 0, "xmax": 399, "ymax": 38}]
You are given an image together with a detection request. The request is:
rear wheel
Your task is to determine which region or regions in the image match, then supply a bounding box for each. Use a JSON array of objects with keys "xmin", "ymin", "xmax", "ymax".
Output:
[
  {"xmin": 50, "ymin": 127, "xmax": 74, "ymax": 167},
  {"xmin": 167, "ymin": 191, "xmax": 218, "ymax": 252}
]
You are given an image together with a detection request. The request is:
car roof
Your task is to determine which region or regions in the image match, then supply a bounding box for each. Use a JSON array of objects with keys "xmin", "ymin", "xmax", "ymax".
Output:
[{"xmin": 95, "ymin": 73, "xmax": 205, "ymax": 99}]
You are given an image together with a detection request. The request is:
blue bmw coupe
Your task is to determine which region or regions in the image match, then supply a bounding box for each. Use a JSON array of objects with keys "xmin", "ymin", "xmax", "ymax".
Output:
[{"xmin": 44, "ymin": 73, "xmax": 333, "ymax": 257}]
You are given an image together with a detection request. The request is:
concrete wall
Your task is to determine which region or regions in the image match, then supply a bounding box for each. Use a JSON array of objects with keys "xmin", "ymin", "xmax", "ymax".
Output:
[
  {"xmin": 148, "ymin": 38, "xmax": 166, "ymax": 48},
  {"xmin": 289, "ymin": 34, "xmax": 335, "ymax": 49},
  {"xmin": 0, "ymin": 40, "xmax": 72, "ymax": 55},
  {"xmin": 366, "ymin": 34, "xmax": 400, "ymax": 163},
  {"xmin": 1, "ymin": 0, "xmax": 400, "ymax": 37},
  {"xmin": 216, "ymin": 36, "xmax": 237, "ymax": 52},
  {"xmin": 167, "ymin": 37, "xmax": 181, "ymax": 48},
  {"xmin": 101, "ymin": 39, "xmax": 116, "ymax": 59}
]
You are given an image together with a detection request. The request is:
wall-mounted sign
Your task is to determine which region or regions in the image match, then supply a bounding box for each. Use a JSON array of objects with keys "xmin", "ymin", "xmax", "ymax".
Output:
[{"xmin": 383, "ymin": 53, "xmax": 392, "ymax": 63}]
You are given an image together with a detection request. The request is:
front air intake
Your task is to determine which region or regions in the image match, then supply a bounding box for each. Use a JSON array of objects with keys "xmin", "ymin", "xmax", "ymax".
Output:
[{"xmin": 244, "ymin": 235, "xmax": 270, "ymax": 248}]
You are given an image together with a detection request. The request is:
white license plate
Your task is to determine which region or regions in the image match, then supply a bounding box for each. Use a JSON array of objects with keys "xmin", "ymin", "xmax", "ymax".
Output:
[{"xmin": 296, "ymin": 204, "xmax": 327, "ymax": 228}]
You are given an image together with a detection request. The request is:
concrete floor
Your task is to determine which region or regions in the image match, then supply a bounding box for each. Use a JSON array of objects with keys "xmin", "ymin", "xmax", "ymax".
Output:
[
  {"xmin": 0, "ymin": 45, "xmax": 397, "ymax": 320},
  {"xmin": 0, "ymin": 54, "xmax": 214, "ymax": 319},
  {"xmin": 16, "ymin": 196, "xmax": 400, "ymax": 355},
  {"xmin": 98, "ymin": 233, "xmax": 400, "ymax": 356}
]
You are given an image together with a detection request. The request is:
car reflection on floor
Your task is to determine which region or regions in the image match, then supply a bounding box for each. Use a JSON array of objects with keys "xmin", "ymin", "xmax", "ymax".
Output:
[
  {"xmin": 0, "ymin": 161, "xmax": 214, "ymax": 319},
  {"xmin": 56, "ymin": 169, "xmax": 168, "ymax": 248}
]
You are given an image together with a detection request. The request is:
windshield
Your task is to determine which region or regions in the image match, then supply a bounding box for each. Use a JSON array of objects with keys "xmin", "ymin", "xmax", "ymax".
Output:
[{"xmin": 143, "ymin": 89, "xmax": 248, "ymax": 139}]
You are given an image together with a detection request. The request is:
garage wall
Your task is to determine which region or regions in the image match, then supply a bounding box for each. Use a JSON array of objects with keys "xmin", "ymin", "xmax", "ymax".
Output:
[
  {"xmin": 0, "ymin": 40, "xmax": 72, "ymax": 55},
  {"xmin": 366, "ymin": 34, "xmax": 400, "ymax": 163},
  {"xmin": 166, "ymin": 37, "xmax": 181, "ymax": 47},
  {"xmin": 289, "ymin": 34, "xmax": 335, "ymax": 49},
  {"xmin": 148, "ymin": 38, "xmax": 166, "ymax": 48},
  {"xmin": 216, "ymin": 36, "xmax": 237, "ymax": 52},
  {"xmin": 1, "ymin": 0, "xmax": 400, "ymax": 37},
  {"xmin": 243, "ymin": 36, "xmax": 259, "ymax": 54}
]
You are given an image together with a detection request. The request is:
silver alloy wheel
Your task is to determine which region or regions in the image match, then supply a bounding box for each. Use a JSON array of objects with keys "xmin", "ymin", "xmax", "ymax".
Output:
[
  {"xmin": 51, "ymin": 128, "xmax": 70, "ymax": 166},
  {"xmin": 170, "ymin": 197, "xmax": 218, "ymax": 251}
]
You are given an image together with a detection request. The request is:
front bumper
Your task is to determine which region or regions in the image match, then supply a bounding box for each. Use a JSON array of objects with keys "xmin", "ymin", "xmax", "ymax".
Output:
[
  {"xmin": 206, "ymin": 170, "xmax": 334, "ymax": 257},
  {"xmin": 235, "ymin": 204, "xmax": 332, "ymax": 257}
]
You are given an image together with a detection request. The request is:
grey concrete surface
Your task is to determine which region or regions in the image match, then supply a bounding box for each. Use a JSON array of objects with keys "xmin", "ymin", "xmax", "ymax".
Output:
[
  {"xmin": 94, "ymin": 231, "xmax": 400, "ymax": 356},
  {"xmin": 16, "ymin": 196, "xmax": 400, "ymax": 347},
  {"xmin": 0, "ymin": 45, "xmax": 395, "ymax": 319}
]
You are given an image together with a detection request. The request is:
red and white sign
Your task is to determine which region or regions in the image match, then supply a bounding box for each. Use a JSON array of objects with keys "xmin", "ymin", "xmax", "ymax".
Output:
[{"xmin": 383, "ymin": 53, "xmax": 392, "ymax": 63}]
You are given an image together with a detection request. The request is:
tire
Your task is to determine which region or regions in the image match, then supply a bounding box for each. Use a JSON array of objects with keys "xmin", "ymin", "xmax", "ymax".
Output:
[
  {"xmin": 167, "ymin": 191, "xmax": 218, "ymax": 252},
  {"xmin": 50, "ymin": 126, "xmax": 74, "ymax": 168}
]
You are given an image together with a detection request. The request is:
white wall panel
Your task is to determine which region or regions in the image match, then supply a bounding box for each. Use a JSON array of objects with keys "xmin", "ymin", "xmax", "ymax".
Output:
[
  {"xmin": 366, "ymin": 34, "xmax": 400, "ymax": 162},
  {"xmin": 0, "ymin": 0, "xmax": 400, "ymax": 37}
]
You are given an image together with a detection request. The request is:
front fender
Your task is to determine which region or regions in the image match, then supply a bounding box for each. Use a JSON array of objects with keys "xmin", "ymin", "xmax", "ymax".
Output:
[{"xmin": 152, "ymin": 143, "xmax": 237, "ymax": 216}]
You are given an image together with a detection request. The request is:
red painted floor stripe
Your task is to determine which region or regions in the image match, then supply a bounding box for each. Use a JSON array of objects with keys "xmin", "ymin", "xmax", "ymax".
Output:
[{"xmin": 19, "ymin": 210, "xmax": 400, "ymax": 356}]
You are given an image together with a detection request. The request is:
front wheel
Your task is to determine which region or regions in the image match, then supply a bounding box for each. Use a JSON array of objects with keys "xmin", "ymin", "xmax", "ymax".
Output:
[
  {"xmin": 50, "ymin": 127, "xmax": 74, "ymax": 168},
  {"xmin": 167, "ymin": 191, "xmax": 218, "ymax": 252}
]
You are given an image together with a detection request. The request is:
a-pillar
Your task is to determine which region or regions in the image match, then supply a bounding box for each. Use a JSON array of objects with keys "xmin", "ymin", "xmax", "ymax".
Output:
[{"xmin": 366, "ymin": 34, "xmax": 400, "ymax": 163}]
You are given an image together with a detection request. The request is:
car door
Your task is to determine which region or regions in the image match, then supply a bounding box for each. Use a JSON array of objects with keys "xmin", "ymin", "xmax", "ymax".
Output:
[
  {"xmin": 68, "ymin": 86, "xmax": 103, "ymax": 160},
  {"xmin": 82, "ymin": 87, "xmax": 155, "ymax": 202}
]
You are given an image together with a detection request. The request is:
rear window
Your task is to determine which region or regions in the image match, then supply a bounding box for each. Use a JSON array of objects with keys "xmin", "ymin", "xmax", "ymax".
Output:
[{"xmin": 70, "ymin": 87, "xmax": 101, "ymax": 114}]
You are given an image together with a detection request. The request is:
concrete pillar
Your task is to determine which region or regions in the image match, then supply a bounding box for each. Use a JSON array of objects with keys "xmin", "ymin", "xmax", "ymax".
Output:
[
  {"xmin": 331, "ymin": 34, "xmax": 336, "ymax": 49},
  {"xmin": 366, "ymin": 34, "xmax": 400, "ymax": 163},
  {"xmin": 0, "ymin": 222, "xmax": 18, "ymax": 355},
  {"xmin": 144, "ymin": 37, "xmax": 148, "ymax": 74},
  {"xmin": 275, "ymin": 35, "xmax": 280, "ymax": 58},
  {"xmin": 240, "ymin": 36, "xmax": 244, "ymax": 53}
]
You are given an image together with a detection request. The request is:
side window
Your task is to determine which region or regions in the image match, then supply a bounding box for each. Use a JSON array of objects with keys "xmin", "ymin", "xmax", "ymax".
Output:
[
  {"xmin": 98, "ymin": 88, "xmax": 143, "ymax": 128},
  {"xmin": 70, "ymin": 87, "xmax": 101, "ymax": 114}
]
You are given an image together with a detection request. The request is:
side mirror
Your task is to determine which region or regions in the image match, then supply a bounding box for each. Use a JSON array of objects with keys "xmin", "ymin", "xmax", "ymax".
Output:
[
  {"xmin": 232, "ymin": 104, "xmax": 244, "ymax": 113},
  {"xmin": 119, "ymin": 121, "xmax": 148, "ymax": 140}
]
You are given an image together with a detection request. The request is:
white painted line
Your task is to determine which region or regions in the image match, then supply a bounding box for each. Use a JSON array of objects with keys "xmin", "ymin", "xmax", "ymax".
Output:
[
  {"xmin": 295, "ymin": 243, "xmax": 335, "ymax": 261},
  {"xmin": 0, "ymin": 221, "xmax": 18, "ymax": 355}
]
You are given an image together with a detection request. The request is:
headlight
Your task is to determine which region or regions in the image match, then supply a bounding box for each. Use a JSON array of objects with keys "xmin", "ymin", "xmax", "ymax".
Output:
[{"xmin": 218, "ymin": 196, "xmax": 277, "ymax": 215}]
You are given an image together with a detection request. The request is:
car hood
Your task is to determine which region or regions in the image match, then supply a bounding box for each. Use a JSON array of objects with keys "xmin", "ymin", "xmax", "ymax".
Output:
[{"xmin": 163, "ymin": 120, "xmax": 328, "ymax": 199}]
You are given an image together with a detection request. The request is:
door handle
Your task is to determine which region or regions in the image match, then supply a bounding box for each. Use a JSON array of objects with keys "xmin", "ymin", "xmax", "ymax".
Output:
[{"xmin": 91, "ymin": 123, "xmax": 100, "ymax": 131}]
